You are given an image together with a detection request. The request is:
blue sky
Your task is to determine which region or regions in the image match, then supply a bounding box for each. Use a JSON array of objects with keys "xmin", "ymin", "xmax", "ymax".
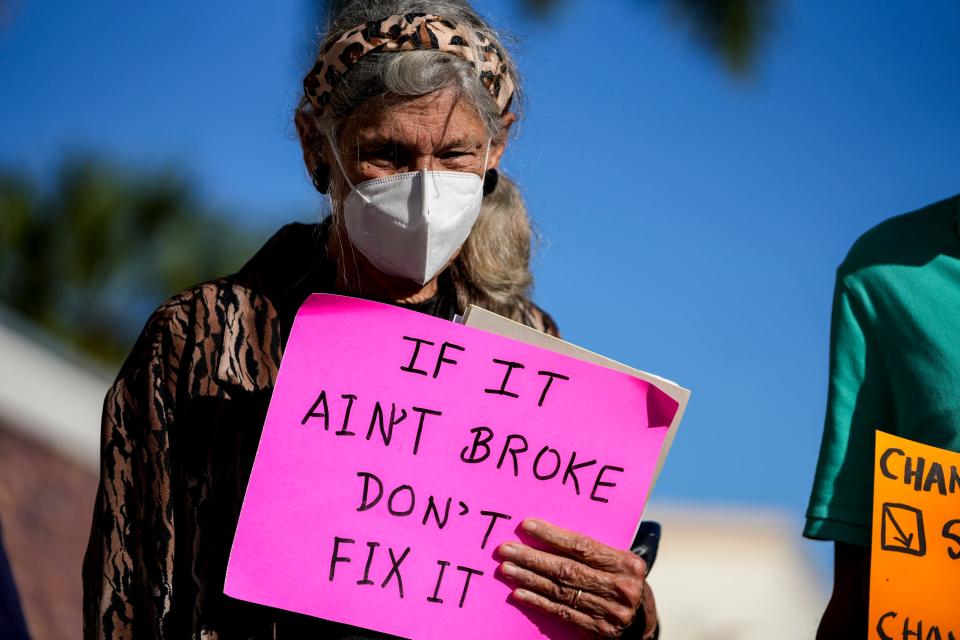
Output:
[{"xmin": 3, "ymin": 1, "xmax": 959, "ymax": 570}]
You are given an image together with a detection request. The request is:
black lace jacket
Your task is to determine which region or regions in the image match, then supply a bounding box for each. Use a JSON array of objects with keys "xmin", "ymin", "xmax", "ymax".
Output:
[{"xmin": 82, "ymin": 221, "xmax": 557, "ymax": 639}]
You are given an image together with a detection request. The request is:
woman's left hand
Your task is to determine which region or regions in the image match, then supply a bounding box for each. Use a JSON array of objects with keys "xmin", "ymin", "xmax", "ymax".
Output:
[{"xmin": 497, "ymin": 518, "xmax": 657, "ymax": 639}]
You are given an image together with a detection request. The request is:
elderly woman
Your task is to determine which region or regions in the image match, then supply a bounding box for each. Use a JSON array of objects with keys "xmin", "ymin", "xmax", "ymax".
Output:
[{"xmin": 82, "ymin": 1, "xmax": 659, "ymax": 638}]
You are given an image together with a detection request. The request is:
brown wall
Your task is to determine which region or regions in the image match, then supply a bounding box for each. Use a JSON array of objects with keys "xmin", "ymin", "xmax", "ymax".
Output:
[{"xmin": 0, "ymin": 425, "xmax": 98, "ymax": 639}]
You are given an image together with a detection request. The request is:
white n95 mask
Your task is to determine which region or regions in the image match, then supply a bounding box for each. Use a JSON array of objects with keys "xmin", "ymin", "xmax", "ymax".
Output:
[{"xmin": 328, "ymin": 135, "xmax": 489, "ymax": 286}]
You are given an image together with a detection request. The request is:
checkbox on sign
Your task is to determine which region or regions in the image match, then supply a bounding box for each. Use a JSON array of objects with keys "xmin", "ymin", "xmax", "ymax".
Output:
[{"xmin": 880, "ymin": 503, "xmax": 926, "ymax": 557}]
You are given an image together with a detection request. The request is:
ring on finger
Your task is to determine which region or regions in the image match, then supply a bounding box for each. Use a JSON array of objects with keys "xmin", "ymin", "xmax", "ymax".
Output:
[{"xmin": 572, "ymin": 588, "xmax": 583, "ymax": 609}]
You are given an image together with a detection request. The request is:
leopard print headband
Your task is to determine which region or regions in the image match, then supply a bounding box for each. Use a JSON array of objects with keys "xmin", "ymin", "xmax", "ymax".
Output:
[{"xmin": 303, "ymin": 12, "xmax": 516, "ymax": 117}]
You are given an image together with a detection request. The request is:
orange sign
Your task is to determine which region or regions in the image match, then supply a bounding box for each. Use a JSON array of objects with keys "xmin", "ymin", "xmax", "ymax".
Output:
[{"xmin": 870, "ymin": 431, "xmax": 960, "ymax": 639}]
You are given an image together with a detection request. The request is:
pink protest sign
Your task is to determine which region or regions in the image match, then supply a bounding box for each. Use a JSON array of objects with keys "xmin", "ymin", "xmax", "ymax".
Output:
[{"xmin": 225, "ymin": 294, "xmax": 678, "ymax": 639}]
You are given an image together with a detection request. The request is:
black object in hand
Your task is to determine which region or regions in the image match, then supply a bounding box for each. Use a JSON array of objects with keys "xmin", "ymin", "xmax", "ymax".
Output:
[{"xmin": 630, "ymin": 521, "xmax": 661, "ymax": 575}]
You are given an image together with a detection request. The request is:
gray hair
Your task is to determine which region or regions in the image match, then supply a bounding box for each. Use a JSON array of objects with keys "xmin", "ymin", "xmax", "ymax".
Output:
[{"xmin": 295, "ymin": 0, "xmax": 550, "ymax": 331}]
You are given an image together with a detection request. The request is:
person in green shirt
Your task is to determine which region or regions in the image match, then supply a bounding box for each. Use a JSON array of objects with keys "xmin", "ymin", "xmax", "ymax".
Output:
[{"xmin": 805, "ymin": 193, "xmax": 960, "ymax": 638}]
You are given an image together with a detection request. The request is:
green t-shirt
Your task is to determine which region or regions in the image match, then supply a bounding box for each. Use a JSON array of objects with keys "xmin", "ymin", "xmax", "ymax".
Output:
[{"xmin": 804, "ymin": 193, "xmax": 960, "ymax": 547}]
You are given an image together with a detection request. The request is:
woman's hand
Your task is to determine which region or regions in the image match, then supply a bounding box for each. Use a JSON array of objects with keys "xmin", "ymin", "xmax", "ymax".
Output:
[{"xmin": 497, "ymin": 518, "xmax": 658, "ymax": 639}]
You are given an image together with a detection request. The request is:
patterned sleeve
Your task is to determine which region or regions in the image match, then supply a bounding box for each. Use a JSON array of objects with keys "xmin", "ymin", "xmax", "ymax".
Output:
[{"xmin": 82, "ymin": 294, "xmax": 189, "ymax": 639}]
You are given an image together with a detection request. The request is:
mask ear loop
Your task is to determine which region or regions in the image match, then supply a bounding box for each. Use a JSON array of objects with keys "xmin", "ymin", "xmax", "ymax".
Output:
[
  {"xmin": 480, "ymin": 139, "xmax": 491, "ymax": 191},
  {"xmin": 325, "ymin": 131, "xmax": 371, "ymax": 204},
  {"xmin": 461, "ymin": 138, "xmax": 492, "ymax": 198},
  {"xmin": 324, "ymin": 130, "xmax": 366, "ymax": 296}
]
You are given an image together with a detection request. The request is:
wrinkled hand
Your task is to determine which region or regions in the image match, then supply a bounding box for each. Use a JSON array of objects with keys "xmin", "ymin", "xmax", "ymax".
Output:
[{"xmin": 497, "ymin": 518, "xmax": 657, "ymax": 639}]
